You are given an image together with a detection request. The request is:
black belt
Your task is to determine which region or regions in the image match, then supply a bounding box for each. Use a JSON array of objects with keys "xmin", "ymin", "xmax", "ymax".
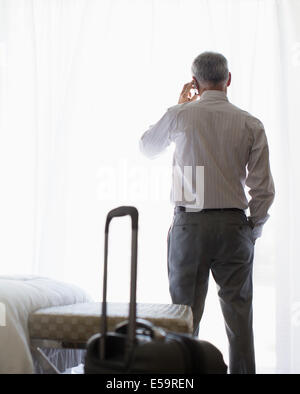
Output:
[{"xmin": 175, "ymin": 206, "xmax": 245, "ymax": 214}]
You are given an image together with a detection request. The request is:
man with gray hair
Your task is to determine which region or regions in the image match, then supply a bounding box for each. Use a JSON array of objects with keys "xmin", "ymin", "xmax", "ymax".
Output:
[{"xmin": 140, "ymin": 51, "xmax": 275, "ymax": 374}]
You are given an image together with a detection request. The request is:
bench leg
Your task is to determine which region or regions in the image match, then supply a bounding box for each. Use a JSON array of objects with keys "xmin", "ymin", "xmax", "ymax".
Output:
[{"xmin": 30, "ymin": 345, "xmax": 61, "ymax": 374}]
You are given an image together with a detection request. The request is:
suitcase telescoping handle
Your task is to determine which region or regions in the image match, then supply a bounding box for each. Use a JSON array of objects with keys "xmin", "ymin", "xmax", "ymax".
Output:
[{"xmin": 100, "ymin": 206, "xmax": 138, "ymax": 362}]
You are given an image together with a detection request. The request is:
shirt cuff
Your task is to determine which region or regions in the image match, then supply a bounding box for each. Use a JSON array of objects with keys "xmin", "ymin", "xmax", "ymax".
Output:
[
  {"xmin": 252, "ymin": 224, "xmax": 263, "ymax": 239},
  {"xmin": 248, "ymin": 218, "xmax": 263, "ymax": 240}
]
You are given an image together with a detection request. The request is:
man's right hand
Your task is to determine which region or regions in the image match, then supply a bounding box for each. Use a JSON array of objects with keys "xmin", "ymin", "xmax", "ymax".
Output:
[{"xmin": 178, "ymin": 81, "xmax": 199, "ymax": 104}]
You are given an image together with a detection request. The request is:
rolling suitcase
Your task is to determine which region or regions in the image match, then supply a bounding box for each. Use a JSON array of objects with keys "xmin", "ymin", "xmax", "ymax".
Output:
[{"xmin": 85, "ymin": 206, "xmax": 227, "ymax": 374}]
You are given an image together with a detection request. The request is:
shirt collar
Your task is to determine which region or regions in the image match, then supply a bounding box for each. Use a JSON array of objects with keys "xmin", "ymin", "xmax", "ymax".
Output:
[{"xmin": 199, "ymin": 90, "xmax": 229, "ymax": 102}]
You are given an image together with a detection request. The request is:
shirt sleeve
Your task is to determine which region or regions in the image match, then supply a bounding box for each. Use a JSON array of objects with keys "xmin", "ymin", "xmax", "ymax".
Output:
[
  {"xmin": 246, "ymin": 117, "xmax": 275, "ymax": 239},
  {"xmin": 139, "ymin": 107, "xmax": 178, "ymax": 159}
]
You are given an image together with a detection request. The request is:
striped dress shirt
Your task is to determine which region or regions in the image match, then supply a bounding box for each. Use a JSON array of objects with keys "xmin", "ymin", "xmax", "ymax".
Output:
[{"xmin": 140, "ymin": 90, "xmax": 275, "ymax": 238}]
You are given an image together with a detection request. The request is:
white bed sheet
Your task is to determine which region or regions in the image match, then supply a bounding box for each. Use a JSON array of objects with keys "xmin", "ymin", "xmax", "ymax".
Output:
[{"xmin": 0, "ymin": 275, "xmax": 90, "ymax": 374}]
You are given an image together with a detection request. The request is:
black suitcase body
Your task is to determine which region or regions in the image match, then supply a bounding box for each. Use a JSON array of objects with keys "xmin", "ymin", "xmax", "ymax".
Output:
[{"xmin": 85, "ymin": 206, "xmax": 227, "ymax": 374}]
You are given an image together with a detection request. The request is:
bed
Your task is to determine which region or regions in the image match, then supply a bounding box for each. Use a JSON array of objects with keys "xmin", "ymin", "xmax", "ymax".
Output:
[
  {"xmin": 0, "ymin": 275, "xmax": 90, "ymax": 374},
  {"xmin": 0, "ymin": 276, "xmax": 193, "ymax": 374}
]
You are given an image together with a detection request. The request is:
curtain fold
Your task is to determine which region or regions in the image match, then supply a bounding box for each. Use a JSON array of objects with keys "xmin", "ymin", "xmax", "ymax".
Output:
[
  {"xmin": 275, "ymin": 0, "xmax": 300, "ymax": 374},
  {"xmin": 0, "ymin": 0, "xmax": 299, "ymax": 373}
]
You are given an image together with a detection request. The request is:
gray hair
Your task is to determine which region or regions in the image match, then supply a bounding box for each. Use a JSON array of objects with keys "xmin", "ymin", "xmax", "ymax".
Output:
[{"xmin": 191, "ymin": 52, "xmax": 229, "ymax": 87}]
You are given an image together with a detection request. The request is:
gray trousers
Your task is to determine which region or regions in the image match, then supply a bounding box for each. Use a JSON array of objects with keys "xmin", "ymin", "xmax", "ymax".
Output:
[{"xmin": 167, "ymin": 209, "xmax": 255, "ymax": 374}]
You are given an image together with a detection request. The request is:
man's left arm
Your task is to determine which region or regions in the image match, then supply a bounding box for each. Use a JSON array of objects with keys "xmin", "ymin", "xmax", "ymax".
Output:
[{"xmin": 246, "ymin": 118, "xmax": 275, "ymax": 239}]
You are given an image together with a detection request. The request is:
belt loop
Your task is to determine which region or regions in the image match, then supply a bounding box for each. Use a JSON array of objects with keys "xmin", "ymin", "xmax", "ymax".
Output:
[{"xmin": 174, "ymin": 206, "xmax": 186, "ymax": 214}]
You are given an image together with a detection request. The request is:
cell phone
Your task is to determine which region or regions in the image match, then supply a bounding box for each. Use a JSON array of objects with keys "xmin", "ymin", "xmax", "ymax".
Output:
[
  {"xmin": 191, "ymin": 81, "xmax": 199, "ymax": 95},
  {"xmin": 191, "ymin": 86, "xmax": 199, "ymax": 97}
]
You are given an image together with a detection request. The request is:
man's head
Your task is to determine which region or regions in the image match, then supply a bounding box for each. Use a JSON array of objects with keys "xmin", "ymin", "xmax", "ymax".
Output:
[{"xmin": 191, "ymin": 51, "xmax": 231, "ymax": 95}]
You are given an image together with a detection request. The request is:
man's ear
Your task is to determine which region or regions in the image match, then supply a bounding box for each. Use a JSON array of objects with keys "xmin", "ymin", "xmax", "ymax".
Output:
[{"xmin": 226, "ymin": 72, "xmax": 231, "ymax": 87}]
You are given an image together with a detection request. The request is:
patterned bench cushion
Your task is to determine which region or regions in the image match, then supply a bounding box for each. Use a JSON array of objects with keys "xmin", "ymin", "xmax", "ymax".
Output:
[{"xmin": 29, "ymin": 302, "xmax": 193, "ymax": 343}]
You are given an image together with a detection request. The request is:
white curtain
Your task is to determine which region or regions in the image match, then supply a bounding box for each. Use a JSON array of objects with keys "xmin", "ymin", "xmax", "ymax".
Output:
[{"xmin": 0, "ymin": 0, "xmax": 299, "ymax": 373}]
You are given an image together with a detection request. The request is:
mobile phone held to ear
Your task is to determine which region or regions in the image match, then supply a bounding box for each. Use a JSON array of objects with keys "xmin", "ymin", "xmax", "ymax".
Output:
[
  {"xmin": 191, "ymin": 86, "xmax": 199, "ymax": 97},
  {"xmin": 191, "ymin": 81, "xmax": 199, "ymax": 96}
]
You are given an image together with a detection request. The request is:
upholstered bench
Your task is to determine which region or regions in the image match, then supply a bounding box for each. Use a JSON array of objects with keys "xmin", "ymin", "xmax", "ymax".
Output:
[{"xmin": 29, "ymin": 302, "xmax": 193, "ymax": 350}]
